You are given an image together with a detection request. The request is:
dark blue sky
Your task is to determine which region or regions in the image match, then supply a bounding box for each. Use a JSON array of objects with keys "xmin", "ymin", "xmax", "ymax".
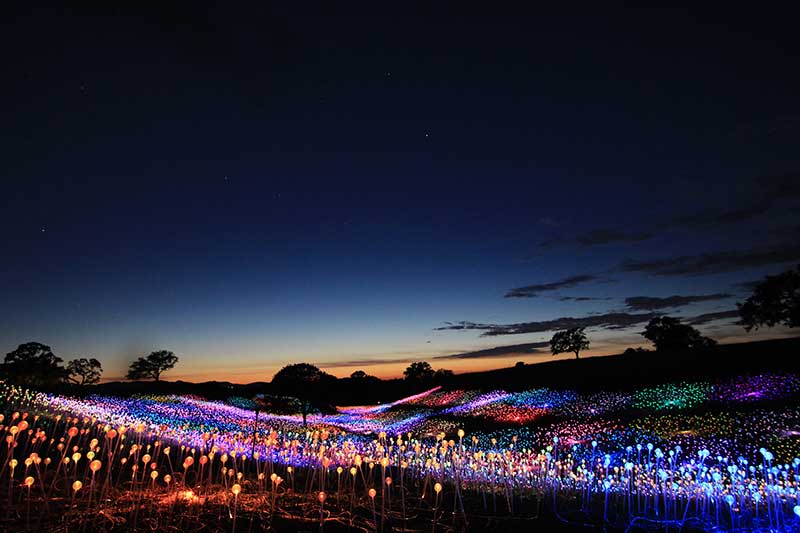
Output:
[{"xmin": 2, "ymin": 5, "xmax": 798, "ymax": 381}]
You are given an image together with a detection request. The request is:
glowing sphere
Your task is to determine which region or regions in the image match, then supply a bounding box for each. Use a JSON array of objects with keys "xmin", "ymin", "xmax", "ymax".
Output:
[
  {"xmin": 72, "ymin": 480, "xmax": 82, "ymax": 492},
  {"xmin": 231, "ymin": 484, "xmax": 241, "ymax": 496},
  {"xmin": 369, "ymin": 488, "xmax": 376, "ymax": 499},
  {"xmin": 90, "ymin": 459, "xmax": 102, "ymax": 472}
]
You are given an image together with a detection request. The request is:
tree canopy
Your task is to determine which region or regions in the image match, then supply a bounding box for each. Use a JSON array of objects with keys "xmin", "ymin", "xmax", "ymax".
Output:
[
  {"xmin": 126, "ymin": 350, "xmax": 179, "ymax": 381},
  {"xmin": 2, "ymin": 341, "xmax": 67, "ymax": 389},
  {"xmin": 642, "ymin": 316, "xmax": 716, "ymax": 352},
  {"xmin": 403, "ymin": 361, "xmax": 435, "ymax": 381},
  {"xmin": 66, "ymin": 357, "xmax": 103, "ymax": 385},
  {"xmin": 270, "ymin": 363, "xmax": 336, "ymax": 426},
  {"xmin": 550, "ymin": 327, "xmax": 590, "ymax": 359},
  {"xmin": 738, "ymin": 265, "xmax": 799, "ymax": 331}
]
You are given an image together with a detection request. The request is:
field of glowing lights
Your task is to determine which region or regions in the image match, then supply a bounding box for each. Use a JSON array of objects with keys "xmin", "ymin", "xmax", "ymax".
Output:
[{"xmin": 3, "ymin": 372, "xmax": 800, "ymax": 532}]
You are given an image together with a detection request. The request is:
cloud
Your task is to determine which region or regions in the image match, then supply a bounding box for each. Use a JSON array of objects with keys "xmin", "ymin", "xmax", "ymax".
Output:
[
  {"xmin": 670, "ymin": 205, "xmax": 772, "ymax": 227},
  {"xmin": 539, "ymin": 229, "xmax": 654, "ymax": 249},
  {"xmin": 758, "ymin": 173, "xmax": 800, "ymax": 202},
  {"xmin": 435, "ymin": 312, "xmax": 660, "ymax": 337},
  {"xmin": 619, "ymin": 244, "xmax": 800, "ymax": 277},
  {"xmin": 732, "ymin": 280, "xmax": 761, "ymax": 292},
  {"xmin": 504, "ymin": 274, "xmax": 601, "ymax": 298},
  {"xmin": 317, "ymin": 356, "xmax": 418, "ymax": 369},
  {"xmin": 534, "ymin": 173, "xmax": 799, "ymax": 254},
  {"xmin": 686, "ymin": 309, "xmax": 741, "ymax": 326},
  {"xmin": 576, "ymin": 229, "xmax": 655, "ymax": 246},
  {"xmin": 559, "ymin": 296, "xmax": 613, "ymax": 302},
  {"xmin": 624, "ymin": 293, "xmax": 732, "ymax": 311},
  {"xmin": 434, "ymin": 342, "xmax": 550, "ymax": 360}
]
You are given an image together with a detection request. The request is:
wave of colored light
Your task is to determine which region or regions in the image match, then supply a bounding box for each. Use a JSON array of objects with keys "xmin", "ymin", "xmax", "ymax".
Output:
[{"xmin": 3, "ymin": 372, "xmax": 800, "ymax": 532}]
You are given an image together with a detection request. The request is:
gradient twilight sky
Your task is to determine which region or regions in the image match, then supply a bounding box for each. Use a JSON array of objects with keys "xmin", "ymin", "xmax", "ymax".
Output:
[{"xmin": 2, "ymin": 6, "xmax": 799, "ymax": 382}]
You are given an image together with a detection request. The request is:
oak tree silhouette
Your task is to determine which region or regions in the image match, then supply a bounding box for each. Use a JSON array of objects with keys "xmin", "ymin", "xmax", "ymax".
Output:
[
  {"xmin": 738, "ymin": 265, "xmax": 799, "ymax": 331},
  {"xmin": 66, "ymin": 357, "xmax": 103, "ymax": 385},
  {"xmin": 126, "ymin": 350, "xmax": 179, "ymax": 381},
  {"xmin": 550, "ymin": 327, "xmax": 590, "ymax": 359}
]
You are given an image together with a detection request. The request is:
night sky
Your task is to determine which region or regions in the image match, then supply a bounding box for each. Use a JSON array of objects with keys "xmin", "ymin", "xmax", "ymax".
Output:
[{"xmin": 2, "ymin": 6, "xmax": 798, "ymax": 382}]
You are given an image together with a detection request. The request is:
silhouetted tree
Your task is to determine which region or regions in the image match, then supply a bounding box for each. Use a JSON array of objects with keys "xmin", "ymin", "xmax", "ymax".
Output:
[
  {"xmin": 350, "ymin": 370, "xmax": 369, "ymax": 379},
  {"xmin": 126, "ymin": 350, "xmax": 179, "ymax": 381},
  {"xmin": 66, "ymin": 357, "xmax": 103, "ymax": 385},
  {"xmin": 642, "ymin": 316, "xmax": 716, "ymax": 351},
  {"xmin": 515, "ymin": 361, "xmax": 526, "ymax": 368},
  {"xmin": 270, "ymin": 363, "xmax": 335, "ymax": 427},
  {"xmin": 550, "ymin": 327, "xmax": 590, "ymax": 359},
  {"xmin": 403, "ymin": 361, "xmax": 435, "ymax": 381},
  {"xmin": 623, "ymin": 347, "xmax": 649, "ymax": 356},
  {"xmin": 2, "ymin": 342, "xmax": 67, "ymax": 389},
  {"xmin": 434, "ymin": 368, "xmax": 454, "ymax": 383},
  {"xmin": 738, "ymin": 266, "xmax": 800, "ymax": 331}
]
